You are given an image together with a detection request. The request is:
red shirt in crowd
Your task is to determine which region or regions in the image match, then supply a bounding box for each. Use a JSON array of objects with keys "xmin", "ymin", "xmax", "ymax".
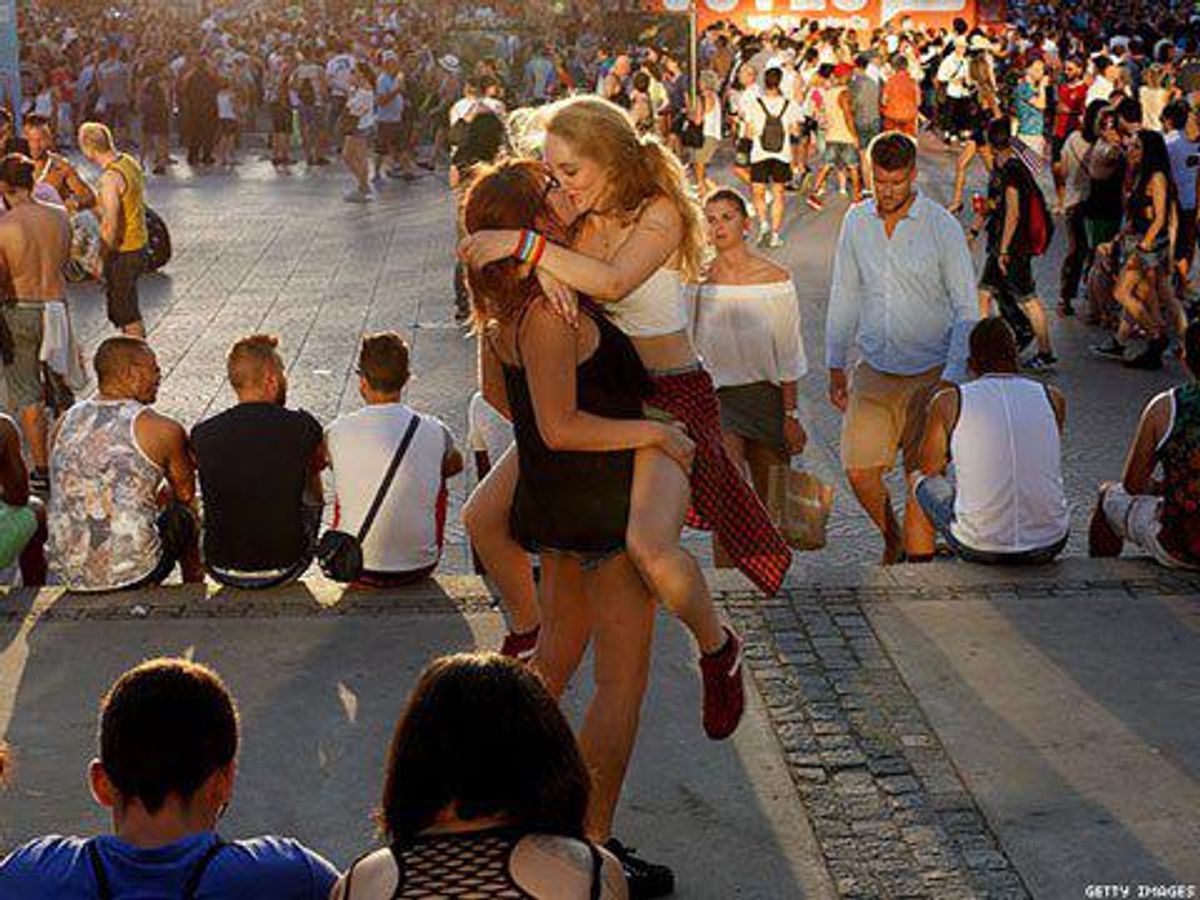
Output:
[{"xmin": 1054, "ymin": 80, "xmax": 1088, "ymax": 140}]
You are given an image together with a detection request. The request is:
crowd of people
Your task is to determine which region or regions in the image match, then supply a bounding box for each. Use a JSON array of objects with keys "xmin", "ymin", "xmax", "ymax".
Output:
[{"xmin": 1, "ymin": 0, "xmax": 1200, "ymax": 897}]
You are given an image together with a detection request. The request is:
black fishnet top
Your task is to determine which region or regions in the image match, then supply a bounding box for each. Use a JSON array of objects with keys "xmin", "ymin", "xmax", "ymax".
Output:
[{"xmin": 343, "ymin": 828, "xmax": 604, "ymax": 900}]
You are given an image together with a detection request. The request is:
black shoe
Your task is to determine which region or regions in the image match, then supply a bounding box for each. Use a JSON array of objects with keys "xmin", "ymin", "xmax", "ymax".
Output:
[
  {"xmin": 605, "ymin": 839, "xmax": 675, "ymax": 899},
  {"xmin": 1124, "ymin": 339, "xmax": 1166, "ymax": 370},
  {"xmin": 1022, "ymin": 351, "xmax": 1058, "ymax": 372},
  {"xmin": 1090, "ymin": 337, "xmax": 1127, "ymax": 361}
]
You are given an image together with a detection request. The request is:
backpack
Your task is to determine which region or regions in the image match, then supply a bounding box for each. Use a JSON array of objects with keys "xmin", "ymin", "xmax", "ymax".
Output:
[
  {"xmin": 757, "ymin": 97, "xmax": 789, "ymax": 153},
  {"xmin": 1019, "ymin": 163, "xmax": 1055, "ymax": 256}
]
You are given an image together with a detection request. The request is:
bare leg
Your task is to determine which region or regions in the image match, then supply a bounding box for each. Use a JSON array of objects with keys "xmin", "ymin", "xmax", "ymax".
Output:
[
  {"xmin": 1113, "ymin": 259, "xmax": 1159, "ymax": 333},
  {"xmin": 770, "ymin": 183, "xmax": 786, "ymax": 233},
  {"xmin": 846, "ymin": 466, "xmax": 903, "ymax": 564},
  {"xmin": 743, "ymin": 439, "xmax": 787, "ymax": 502},
  {"xmin": 1021, "ymin": 297, "xmax": 1054, "ymax": 354},
  {"xmin": 18, "ymin": 404, "xmax": 47, "ymax": 471},
  {"xmin": 531, "ymin": 555, "xmax": 592, "ymax": 699},
  {"xmin": 751, "ymin": 183, "xmax": 768, "ymax": 233},
  {"xmin": 577, "ymin": 552, "xmax": 655, "ymax": 842},
  {"xmin": 949, "ymin": 141, "xmax": 976, "ymax": 212},
  {"xmin": 628, "ymin": 448, "xmax": 724, "ymax": 654},
  {"xmin": 462, "ymin": 446, "xmax": 540, "ymax": 634}
]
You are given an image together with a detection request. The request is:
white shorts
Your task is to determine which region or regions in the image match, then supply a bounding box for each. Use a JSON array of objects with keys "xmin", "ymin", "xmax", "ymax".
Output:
[{"xmin": 1102, "ymin": 485, "xmax": 1199, "ymax": 570}]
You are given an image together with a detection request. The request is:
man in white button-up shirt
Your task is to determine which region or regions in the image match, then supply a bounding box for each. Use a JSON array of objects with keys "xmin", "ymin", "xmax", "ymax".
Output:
[{"xmin": 826, "ymin": 133, "xmax": 978, "ymax": 564}]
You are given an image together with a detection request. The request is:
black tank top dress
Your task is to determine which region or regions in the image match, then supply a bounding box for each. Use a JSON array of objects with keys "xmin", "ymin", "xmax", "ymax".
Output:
[{"xmin": 502, "ymin": 304, "xmax": 651, "ymax": 557}]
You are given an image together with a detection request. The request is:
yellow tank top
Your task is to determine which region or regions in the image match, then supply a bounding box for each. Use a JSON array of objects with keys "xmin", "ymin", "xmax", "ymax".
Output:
[{"xmin": 104, "ymin": 153, "xmax": 147, "ymax": 252}]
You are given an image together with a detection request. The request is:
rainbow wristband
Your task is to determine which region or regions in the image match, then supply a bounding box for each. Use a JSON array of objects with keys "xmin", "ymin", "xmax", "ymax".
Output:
[
  {"xmin": 513, "ymin": 229, "xmax": 532, "ymax": 260},
  {"xmin": 527, "ymin": 233, "xmax": 547, "ymax": 268}
]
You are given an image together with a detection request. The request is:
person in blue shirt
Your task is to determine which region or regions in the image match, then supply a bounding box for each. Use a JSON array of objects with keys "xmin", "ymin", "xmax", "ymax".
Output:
[
  {"xmin": 826, "ymin": 132, "xmax": 977, "ymax": 565},
  {"xmin": 0, "ymin": 657, "xmax": 338, "ymax": 899}
]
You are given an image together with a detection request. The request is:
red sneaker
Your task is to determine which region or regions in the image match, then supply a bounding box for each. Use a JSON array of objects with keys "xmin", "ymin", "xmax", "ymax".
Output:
[
  {"xmin": 499, "ymin": 626, "xmax": 540, "ymax": 662},
  {"xmin": 700, "ymin": 627, "xmax": 745, "ymax": 740}
]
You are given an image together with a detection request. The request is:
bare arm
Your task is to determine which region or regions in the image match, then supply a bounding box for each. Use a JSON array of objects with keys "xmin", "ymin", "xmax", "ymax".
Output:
[
  {"xmin": 97, "ymin": 168, "xmax": 124, "ymax": 256},
  {"xmin": 1141, "ymin": 173, "xmax": 1169, "ymax": 249},
  {"xmin": 521, "ymin": 301, "xmax": 689, "ymax": 463},
  {"xmin": 1121, "ymin": 394, "xmax": 1170, "ymax": 495},
  {"xmin": 0, "ymin": 419, "xmax": 29, "ymax": 506},
  {"xmin": 62, "ymin": 161, "xmax": 97, "ymax": 211},
  {"xmin": 918, "ymin": 388, "xmax": 957, "ymax": 478},
  {"xmin": 478, "ymin": 335, "xmax": 511, "ymax": 419},
  {"xmin": 999, "ymin": 184, "xmax": 1020, "ymax": 256},
  {"xmin": 461, "ymin": 197, "xmax": 683, "ymax": 302}
]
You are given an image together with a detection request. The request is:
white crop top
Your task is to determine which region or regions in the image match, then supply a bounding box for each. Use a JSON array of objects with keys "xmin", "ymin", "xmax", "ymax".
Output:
[{"xmin": 607, "ymin": 268, "xmax": 689, "ymax": 338}]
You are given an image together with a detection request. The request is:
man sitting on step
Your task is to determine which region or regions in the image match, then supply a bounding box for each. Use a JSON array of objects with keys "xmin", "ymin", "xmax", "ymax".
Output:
[{"xmin": 909, "ymin": 318, "xmax": 1070, "ymax": 564}]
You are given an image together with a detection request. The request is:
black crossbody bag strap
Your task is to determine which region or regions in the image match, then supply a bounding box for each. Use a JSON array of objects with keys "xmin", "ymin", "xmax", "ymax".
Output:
[
  {"xmin": 587, "ymin": 841, "xmax": 604, "ymax": 900},
  {"xmin": 357, "ymin": 415, "xmax": 420, "ymax": 545},
  {"xmin": 182, "ymin": 837, "xmax": 228, "ymax": 900},
  {"xmin": 86, "ymin": 836, "xmax": 224, "ymax": 900},
  {"xmin": 86, "ymin": 840, "xmax": 114, "ymax": 900}
]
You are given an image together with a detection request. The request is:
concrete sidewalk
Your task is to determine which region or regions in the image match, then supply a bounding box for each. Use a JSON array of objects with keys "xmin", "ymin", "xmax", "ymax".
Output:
[
  {"xmin": 0, "ymin": 577, "xmax": 834, "ymax": 900},
  {"xmin": 1, "ymin": 559, "xmax": 1198, "ymax": 899}
]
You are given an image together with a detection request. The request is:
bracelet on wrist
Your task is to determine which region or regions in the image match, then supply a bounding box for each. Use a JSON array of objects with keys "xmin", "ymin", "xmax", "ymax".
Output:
[{"xmin": 527, "ymin": 232, "xmax": 547, "ymax": 268}]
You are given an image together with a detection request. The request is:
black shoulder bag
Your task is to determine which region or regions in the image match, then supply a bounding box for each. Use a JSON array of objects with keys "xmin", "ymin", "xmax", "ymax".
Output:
[{"xmin": 318, "ymin": 414, "xmax": 421, "ymax": 583}]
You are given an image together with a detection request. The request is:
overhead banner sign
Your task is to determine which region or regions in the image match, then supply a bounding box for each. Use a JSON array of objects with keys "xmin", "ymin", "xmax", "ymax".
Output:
[
  {"xmin": 661, "ymin": 0, "xmax": 979, "ymax": 31},
  {"xmin": 0, "ymin": 0, "xmax": 18, "ymax": 124}
]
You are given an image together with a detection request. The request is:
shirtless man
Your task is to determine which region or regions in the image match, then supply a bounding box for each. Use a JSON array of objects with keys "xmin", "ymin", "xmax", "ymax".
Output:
[
  {"xmin": 23, "ymin": 114, "xmax": 96, "ymax": 212},
  {"xmin": 0, "ymin": 154, "xmax": 70, "ymax": 492},
  {"xmin": 79, "ymin": 121, "xmax": 148, "ymax": 337}
]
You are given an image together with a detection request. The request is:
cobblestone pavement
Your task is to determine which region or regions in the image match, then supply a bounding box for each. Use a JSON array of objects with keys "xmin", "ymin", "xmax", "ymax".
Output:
[
  {"xmin": 728, "ymin": 587, "xmax": 1029, "ymax": 900},
  {"xmin": 50, "ymin": 137, "xmax": 1182, "ymax": 573}
]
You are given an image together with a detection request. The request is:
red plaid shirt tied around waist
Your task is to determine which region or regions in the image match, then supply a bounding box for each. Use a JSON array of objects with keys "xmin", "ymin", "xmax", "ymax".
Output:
[{"xmin": 648, "ymin": 368, "xmax": 792, "ymax": 595}]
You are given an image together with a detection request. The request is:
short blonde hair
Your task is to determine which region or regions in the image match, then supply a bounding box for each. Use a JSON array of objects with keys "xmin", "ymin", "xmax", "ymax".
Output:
[
  {"xmin": 78, "ymin": 121, "xmax": 115, "ymax": 154},
  {"xmin": 227, "ymin": 334, "xmax": 283, "ymax": 390}
]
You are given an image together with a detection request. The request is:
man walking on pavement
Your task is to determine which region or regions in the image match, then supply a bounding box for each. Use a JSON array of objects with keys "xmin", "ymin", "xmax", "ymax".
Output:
[
  {"xmin": 79, "ymin": 122, "xmax": 148, "ymax": 338},
  {"xmin": 826, "ymin": 132, "xmax": 978, "ymax": 564},
  {"xmin": 0, "ymin": 154, "xmax": 71, "ymax": 493}
]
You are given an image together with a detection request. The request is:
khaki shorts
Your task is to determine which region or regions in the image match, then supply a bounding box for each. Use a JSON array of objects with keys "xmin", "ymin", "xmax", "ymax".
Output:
[{"xmin": 840, "ymin": 362, "xmax": 941, "ymax": 472}]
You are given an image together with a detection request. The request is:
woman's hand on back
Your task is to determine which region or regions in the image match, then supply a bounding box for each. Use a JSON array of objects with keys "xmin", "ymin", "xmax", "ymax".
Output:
[
  {"xmin": 536, "ymin": 268, "xmax": 579, "ymax": 328},
  {"xmin": 651, "ymin": 421, "xmax": 695, "ymax": 474}
]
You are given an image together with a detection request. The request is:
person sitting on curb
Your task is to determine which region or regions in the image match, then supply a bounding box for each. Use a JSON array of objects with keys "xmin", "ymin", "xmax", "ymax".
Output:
[
  {"xmin": 192, "ymin": 335, "xmax": 324, "ymax": 590},
  {"xmin": 0, "ymin": 412, "xmax": 47, "ymax": 584},
  {"xmin": 0, "ymin": 658, "xmax": 339, "ymax": 897},
  {"xmin": 331, "ymin": 652, "xmax": 626, "ymax": 899},
  {"xmin": 1089, "ymin": 319, "xmax": 1200, "ymax": 570},
  {"xmin": 326, "ymin": 333, "xmax": 463, "ymax": 588},
  {"xmin": 910, "ymin": 318, "xmax": 1069, "ymax": 564},
  {"xmin": 48, "ymin": 337, "xmax": 202, "ymax": 592}
]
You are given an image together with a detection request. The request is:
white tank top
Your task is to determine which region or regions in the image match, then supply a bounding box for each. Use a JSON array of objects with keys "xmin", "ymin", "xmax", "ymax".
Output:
[
  {"xmin": 703, "ymin": 97, "xmax": 723, "ymax": 139},
  {"xmin": 608, "ymin": 267, "xmax": 688, "ymax": 338},
  {"xmin": 949, "ymin": 376, "xmax": 1069, "ymax": 553}
]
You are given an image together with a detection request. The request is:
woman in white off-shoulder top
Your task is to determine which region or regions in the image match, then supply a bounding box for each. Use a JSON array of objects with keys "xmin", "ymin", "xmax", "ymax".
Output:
[{"xmin": 692, "ymin": 189, "xmax": 809, "ymax": 553}]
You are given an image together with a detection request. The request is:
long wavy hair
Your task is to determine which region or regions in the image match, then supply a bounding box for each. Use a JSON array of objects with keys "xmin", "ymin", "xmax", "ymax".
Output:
[{"xmin": 544, "ymin": 96, "xmax": 706, "ymax": 282}]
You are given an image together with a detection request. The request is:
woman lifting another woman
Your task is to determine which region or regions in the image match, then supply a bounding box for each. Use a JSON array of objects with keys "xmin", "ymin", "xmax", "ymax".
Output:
[
  {"xmin": 464, "ymin": 158, "xmax": 685, "ymax": 897},
  {"xmin": 460, "ymin": 96, "xmax": 793, "ymax": 743}
]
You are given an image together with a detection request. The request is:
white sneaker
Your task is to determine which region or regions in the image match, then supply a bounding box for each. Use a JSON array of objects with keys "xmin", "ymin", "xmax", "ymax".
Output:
[
  {"xmin": 768, "ymin": 232, "xmax": 783, "ymax": 248},
  {"xmin": 343, "ymin": 189, "xmax": 369, "ymax": 203}
]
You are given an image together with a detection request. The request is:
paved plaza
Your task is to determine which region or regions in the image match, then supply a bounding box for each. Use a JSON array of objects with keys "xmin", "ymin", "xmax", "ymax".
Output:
[
  {"xmin": 0, "ymin": 146, "xmax": 1198, "ymax": 898},
  {"xmin": 53, "ymin": 140, "xmax": 1184, "ymax": 568}
]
